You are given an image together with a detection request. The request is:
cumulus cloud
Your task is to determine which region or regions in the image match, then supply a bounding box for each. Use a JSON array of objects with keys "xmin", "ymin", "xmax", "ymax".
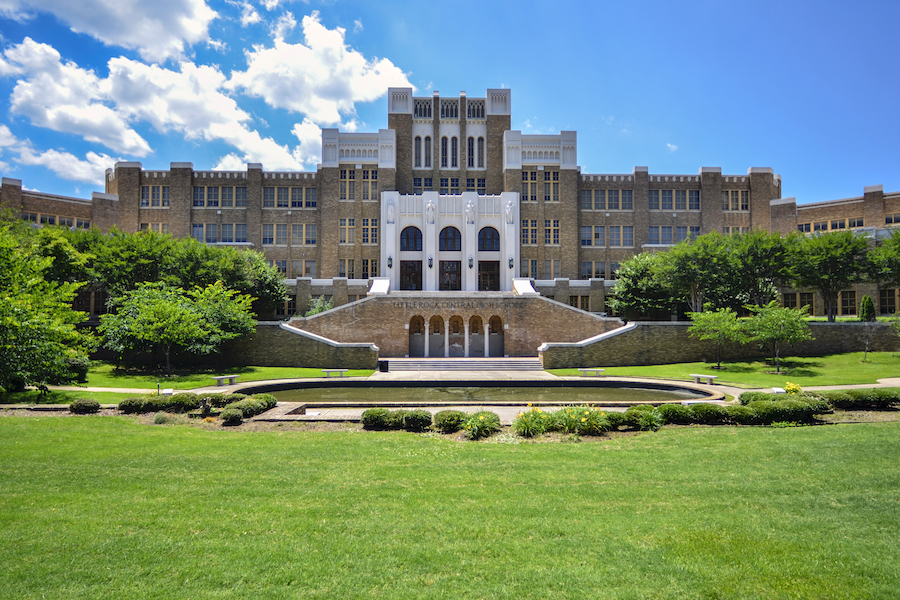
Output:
[
  {"xmin": 667, "ymin": 143, "xmax": 678, "ymax": 152},
  {"xmin": 230, "ymin": 0, "xmax": 261, "ymax": 26},
  {"xmin": 0, "ymin": 0, "xmax": 217, "ymax": 63},
  {"xmin": 271, "ymin": 11, "xmax": 297, "ymax": 39},
  {"xmin": 227, "ymin": 10, "xmax": 413, "ymax": 125},
  {"xmin": 0, "ymin": 124, "xmax": 114, "ymax": 184},
  {"xmin": 1, "ymin": 38, "xmax": 151, "ymax": 156}
]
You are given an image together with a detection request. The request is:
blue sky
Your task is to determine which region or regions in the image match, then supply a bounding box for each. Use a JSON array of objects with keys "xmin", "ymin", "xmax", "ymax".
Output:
[{"xmin": 0, "ymin": 0, "xmax": 897, "ymax": 204}]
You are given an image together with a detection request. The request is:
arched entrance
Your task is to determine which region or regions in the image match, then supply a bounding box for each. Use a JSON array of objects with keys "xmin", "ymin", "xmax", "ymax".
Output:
[
  {"xmin": 408, "ymin": 315, "xmax": 425, "ymax": 357},
  {"xmin": 489, "ymin": 315, "xmax": 504, "ymax": 357},
  {"xmin": 428, "ymin": 316, "xmax": 445, "ymax": 357},
  {"xmin": 448, "ymin": 315, "xmax": 465, "ymax": 357},
  {"xmin": 468, "ymin": 315, "xmax": 485, "ymax": 357}
]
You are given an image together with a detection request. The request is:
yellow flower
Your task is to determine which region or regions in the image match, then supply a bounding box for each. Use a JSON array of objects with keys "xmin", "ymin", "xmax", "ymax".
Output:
[
  {"xmin": 479, "ymin": 415, "xmax": 484, "ymax": 420},
  {"xmin": 581, "ymin": 417, "xmax": 587, "ymax": 422}
]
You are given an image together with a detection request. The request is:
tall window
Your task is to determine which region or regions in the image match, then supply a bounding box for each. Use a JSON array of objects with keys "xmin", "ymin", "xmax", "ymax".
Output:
[
  {"xmin": 400, "ymin": 226, "xmax": 423, "ymax": 251},
  {"xmin": 221, "ymin": 187, "xmax": 233, "ymax": 207},
  {"xmin": 689, "ymin": 190, "xmax": 700, "ymax": 210},
  {"xmin": 441, "ymin": 137, "xmax": 448, "ymax": 167},
  {"xmin": 722, "ymin": 190, "xmax": 749, "ymax": 211},
  {"xmin": 451, "ymin": 137, "xmax": 458, "ymax": 168},
  {"xmin": 521, "ymin": 220, "xmax": 538, "ymax": 245},
  {"xmin": 340, "ymin": 170, "xmax": 355, "ymax": 200},
  {"xmin": 361, "ymin": 169, "xmax": 378, "ymax": 200},
  {"xmin": 276, "ymin": 187, "xmax": 288, "ymax": 208},
  {"xmin": 543, "ymin": 171, "xmax": 560, "ymax": 202},
  {"xmin": 675, "ymin": 190, "xmax": 686, "ymax": 210},
  {"xmin": 263, "ymin": 187, "xmax": 275, "ymax": 207},
  {"xmin": 362, "ymin": 218, "xmax": 378, "ymax": 244},
  {"xmin": 415, "ymin": 136, "xmax": 422, "ymax": 167},
  {"xmin": 522, "ymin": 171, "xmax": 538, "ymax": 202},
  {"xmin": 424, "ymin": 136, "xmax": 431, "ymax": 167},
  {"xmin": 467, "ymin": 137, "xmax": 475, "ymax": 168},
  {"xmin": 478, "ymin": 227, "xmax": 500, "ymax": 251},
  {"xmin": 235, "ymin": 187, "xmax": 247, "ymax": 207},
  {"xmin": 439, "ymin": 226, "xmax": 461, "ymax": 251},
  {"xmin": 339, "ymin": 218, "xmax": 355, "ymax": 244},
  {"xmin": 544, "ymin": 220, "xmax": 560, "ymax": 245},
  {"xmin": 477, "ymin": 137, "xmax": 485, "ymax": 168}
]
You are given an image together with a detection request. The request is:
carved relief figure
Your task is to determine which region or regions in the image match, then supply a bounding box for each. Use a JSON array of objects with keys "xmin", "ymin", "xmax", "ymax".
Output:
[
  {"xmin": 465, "ymin": 200, "xmax": 475, "ymax": 224},
  {"xmin": 426, "ymin": 200, "xmax": 435, "ymax": 224},
  {"xmin": 387, "ymin": 201, "xmax": 395, "ymax": 224},
  {"xmin": 505, "ymin": 200, "xmax": 514, "ymax": 224}
]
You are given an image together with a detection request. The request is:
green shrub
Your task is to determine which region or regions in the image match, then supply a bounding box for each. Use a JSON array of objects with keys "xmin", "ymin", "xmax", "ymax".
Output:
[
  {"xmin": 220, "ymin": 408, "xmax": 243, "ymax": 426},
  {"xmin": 577, "ymin": 407, "xmax": 611, "ymax": 436},
  {"xmin": 464, "ymin": 411, "xmax": 501, "ymax": 440},
  {"xmin": 218, "ymin": 393, "xmax": 247, "ymax": 407},
  {"xmin": 69, "ymin": 398, "xmax": 100, "ymax": 414},
  {"xmin": 118, "ymin": 396, "xmax": 149, "ymax": 414},
  {"xmin": 552, "ymin": 406, "xmax": 587, "ymax": 434},
  {"xmin": 624, "ymin": 404, "xmax": 656, "ymax": 428},
  {"xmin": 224, "ymin": 395, "xmax": 277, "ymax": 419},
  {"xmin": 153, "ymin": 412, "xmax": 171, "ymax": 424},
  {"xmin": 64, "ymin": 356, "xmax": 90, "ymax": 383},
  {"xmin": 690, "ymin": 403, "xmax": 730, "ymax": 425},
  {"xmin": 748, "ymin": 399, "xmax": 828, "ymax": 424},
  {"xmin": 605, "ymin": 412, "xmax": 627, "ymax": 430},
  {"xmin": 403, "ymin": 409, "xmax": 433, "ymax": 432},
  {"xmin": 860, "ymin": 295, "xmax": 876, "ymax": 322},
  {"xmin": 166, "ymin": 392, "xmax": 200, "ymax": 412},
  {"xmin": 361, "ymin": 408, "xmax": 390, "ymax": 430},
  {"xmin": 513, "ymin": 407, "xmax": 553, "ymax": 437},
  {"xmin": 636, "ymin": 408, "xmax": 664, "ymax": 431},
  {"xmin": 433, "ymin": 410, "xmax": 466, "ymax": 434},
  {"xmin": 739, "ymin": 392, "xmax": 776, "ymax": 405},
  {"xmin": 385, "ymin": 409, "xmax": 409, "ymax": 430},
  {"xmin": 725, "ymin": 405, "xmax": 759, "ymax": 425},
  {"xmin": 833, "ymin": 389, "xmax": 900, "ymax": 410},
  {"xmin": 657, "ymin": 403, "xmax": 694, "ymax": 425}
]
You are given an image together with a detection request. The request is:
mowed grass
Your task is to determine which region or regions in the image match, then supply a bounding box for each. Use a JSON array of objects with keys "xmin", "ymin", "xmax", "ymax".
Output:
[
  {"xmin": 1, "ymin": 418, "xmax": 899, "ymax": 599},
  {"xmin": 552, "ymin": 351, "xmax": 900, "ymax": 388},
  {"xmin": 0, "ymin": 389, "xmax": 137, "ymax": 405},
  {"xmin": 85, "ymin": 362, "xmax": 374, "ymax": 390}
]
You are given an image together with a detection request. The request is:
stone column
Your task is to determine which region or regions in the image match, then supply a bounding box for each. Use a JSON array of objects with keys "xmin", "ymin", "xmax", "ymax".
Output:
[
  {"xmin": 464, "ymin": 321, "xmax": 470, "ymax": 357},
  {"xmin": 444, "ymin": 326, "xmax": 450, "ymax": 358},
  {"xmin": 424, "ymin": 321, "xmax": 430, "ymax": 358},
  {"xmin": 484, "ymin": 323, "xmax": 490, "ymax": 358}
]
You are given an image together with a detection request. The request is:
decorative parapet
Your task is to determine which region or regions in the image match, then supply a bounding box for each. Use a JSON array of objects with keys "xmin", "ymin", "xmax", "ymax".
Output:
[
  {"xmin": 321, "ymin": 129, "xmax": 396, "ymax": 169},
  {"xmin": 194, "ymin": 171, "xmax": 250, "ymax": 180}
]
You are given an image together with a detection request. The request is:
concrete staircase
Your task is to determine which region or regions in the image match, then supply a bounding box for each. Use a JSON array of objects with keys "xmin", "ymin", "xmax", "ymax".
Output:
[{"xmin": 384, "ymin": 358, "xmax": 544, "ymax": 371}]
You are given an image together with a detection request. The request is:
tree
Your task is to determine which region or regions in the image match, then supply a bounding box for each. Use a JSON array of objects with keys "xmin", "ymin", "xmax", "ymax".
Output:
[
  {"xmin": 99, "ymin": 282, "xmax": 256, "ymax": 376},
  {"xmin": 0, "ymin": 225, "xmax": 95, "ymax": 392},
  {"xmin": 686, "ymin": 305, "xmax": 748, "ymax": 369},
  {"xmin": 666, "ymin": 232, "xmax": 737, "ymax": 313},
  {"xmin": 727, "ymin": 230, "xmax": 797, "ymax": 308},
  {"xmin": 608, "ymin": 252, "xmax": 674, "ymax": 319},
  {"xmin": 791, "ymin": 231, "xmax": 870, "ymax": 322},
  {"xmin": 746, "ymin": 301, "xmax": 813, "ymax": 373},
  {"xmin": 304, "ymin": 295, "xmax": 334, "ymax": 317},
  {"xmin": 869, "ymin": 228, "xmax": 900, "ymax": 288},
  {"xmin": 859, "ymin": 295, "xmax": 876, "ymax": 322}
]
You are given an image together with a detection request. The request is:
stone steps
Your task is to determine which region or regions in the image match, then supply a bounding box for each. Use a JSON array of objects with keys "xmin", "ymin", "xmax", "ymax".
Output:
[{"xmin": 385, "ymin": 358, "xmax": 544, "ymax": 371}]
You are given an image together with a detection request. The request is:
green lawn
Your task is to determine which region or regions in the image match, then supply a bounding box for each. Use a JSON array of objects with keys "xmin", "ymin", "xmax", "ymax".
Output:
[
  {"xmin": 85, "ymin": 362, "xmax": 374, "ymax": 389},
  {"xmin": 1, "ymin": 417, "xmax": 898, "ymax": 599},
  {"xmin": 552, "ymin": 351, "xmax": 900, "ymax": 388},
  {"xmin": 0, "ymin": 389, "xmax": 138, "ymax": 405}
]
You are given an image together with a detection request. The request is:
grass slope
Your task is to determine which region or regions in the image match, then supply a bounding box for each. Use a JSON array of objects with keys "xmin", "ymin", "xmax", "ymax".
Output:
[{"xmin": 1, "ymin": 418, "xmax": 899, "ymax": 599}]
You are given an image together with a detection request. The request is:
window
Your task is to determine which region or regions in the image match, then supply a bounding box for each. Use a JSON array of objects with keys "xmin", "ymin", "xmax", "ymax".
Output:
[
  {"xmin": 339, "ymin": 259, "xmax": 355, "ymax": 279},
  {"xmin": 440, "ymin": 227, "xmax": 461, "ymax": 251},
  {"xmin": 580, "ymin": 190, "xmax": 592, "ymax": 210},
  {"xmin": 543, "ymin": 171, "xmax": 559, "ymax": 202},
  {"xmin": 415, "ymin": 136, "xmax": 422, "ymax": 167},
  {"xmin": 478, "ymin": 227, "xmax": 500, "ymax": 252},
  {"xmin": 424, "ymin": 136, "xmax": 431, "ymax": 167},
  {"xmin": 291, "ymin": 188, "xmax": 304, "ymax": 208},
  {"xmin": 689, "ymin": 190, "xmax": 700, "ymax": 210},
  {"xmin": 521, "ymin": 171, "xmax": 538, "ymax": 201},
  {"xmin": 58, "ymin": 217, "xmax": 73, "ymax": 227},
  {"xmin": 206, "ymin": 187, "xmax": 219, "ymax": 207},
  {"xmin": 362, "ymin": 218, "xmax": 378, "ymax": 244},
  {"xmin": 622, "ymin": 189, "xmax": 633, "ymax": 210},
  {"xmin": 262, "ymin": 224, "xmax": 274, "ymax": 245},
  {"xmin": 275, "ymin": 224, "xmax": 287, "ymax": 244},
  {"xmin": 221, "ymin": 223, "xmax": 233, "ymax": 243},
  {"xmin": 608, "ymin": 226, "xmax": 632, "ymax": 246},
  {"xmin": 263, "ymin": 187, "xmax": 275, "ymax": 207},
  {"xmin": 340, "ymin": 170, "xmax": 355, "ymax": 200},
  {"xmin": 544, "ymin": 219, "xmax": 560, "ymax": 245},
  {"xmin": 849, "ymin": 217, "xmax": 863, "ymax": 228},
  {"xmin": 799, "ymin": 292, "xmax": 813, "ymax": 311},
  {"xmin": 581, "ymin": 226, "xmax": 592, "ymax": 246},
  {"xmin": 798, "ymin": 223, "xmax": 811, "ymax": 233},
  {"xmin": 193, "ymin": 186, "xmax": 205, "ymax": 207},
  {"xmin": 140, "ymin": 223, "xmax": 168, "ymax": 234},
  {"xmin": 424, "ymin": 177, "xmax": 433, "ymax": 190},
  {"xmin": 221, "ymin": 187, "xmax": 233, "ymax": 207},
  {"xmin": 414, "ymin": 99, "xmax": 432, "ymax": 118},
  {"xmin": 362, "ymin": 259, "xmax": 378, "ymax": 279},
  {"xmin": 840, "ymin": 290, "xmax": 857, "ymax": 315},
  {"xmin": 292, "ymin": 259, "xmax": 316, "ymax": 278},
  {"xmin": 831, "ymin": 219, "xmax": 846, "ymax": 230},
  {"xmin": 193, "ymin": 223, "xmax": 204, "ymax": 241},
  {"xmin": 649, "ymin": 190, "xmax": 659, "ymax": 210},
  {"xmin": 544, "ymin": 259, "xmax": 561, "ymax": 278},
  {"xmin": 676, "ymin": 226, "xmax": 688, "ymax": 242},
  {"xmin": 450, "ymin": 178, "xmax": 459, "ymax": 195},
  {"xmin": 814, "ymin": 221, "xmax": 827, "ymax": 232},
  {"xmin": 879, "ymin": 289, "xmax": 896, "ymax": 314},
  {"xmin": 722, "ymin": 190, "xmax": 749, "ymax": 211},
  {"xmin": 609, "ymin": 262, "xmax": 620, "ymax": 279},
  {"xmin": 783, "ymin": 293, "xmax": 798, "ymax": 309},
  {"xmin": 234, "ymin": 224, "xmax": 247, "ymax": 243},
  {"xmin": 339, "ymin": 218, "xmax": 355, "ymax": 244},
  {"xmin": 141, "ymin": 186, "xmax": 150, "ymax": 207},
  {"xmin": 477, "ymin": 178, "xmax": 485, "ymax": 194},
  {"xmin": 581, "ymin": 226, "xmax": 604, "ymax": 246},
  {"xmin": 441, "ymin": 137, "xmax": 448, "ymax": 167},
  {"xmin": 522, "ymin": 220, "xmax": 538, "ymax": 245},
  {"xmin": 440, "ymin": 178, "xmax": 449, "ymax": 194},
  {"xmin": 675, "ymin": 190, "xmax": 686, "ymax": 211},
  {"xmin": 581, "ymin": 261, "xmax": 605, "ymax": 279},
  {"xmin": 274, "ymin": 260, "xmax": 287, "ymax": 275},
  {"xmin": 661, "ymin": 190, "xmax": 673, "ymax": 210},
  {"xmin": 413, "ymin": 177, "xmax": 423, "ymax": 194},
  {"xmin": 477, "ymin": 137, "xmax": 485, "ymax": 168},
  {"xmin": 292, "ymin": 224, "xmax": 316, "ymax": 245},
  {"xmin": 886, "ymin": 213, "xmax": 900, "ymax": 225},
  {"xmin": 235, "ymin": 187, "xmax": 247, "ymax": 207},
  {"xmin": 361, "ymin": 169, "xmax": 378, "ymax": 200},
  {"xmin": 467, "ymin": 137, "xmax": 474, "ymax": 168},
  {"xmin": 690, "ymin": 226, "xmax": 700, "ymax": 239},
  {"xmin": 400, "ymin": 226, "xmax": 422, "ymax": 251},
  {"xmin": 451, "ymin": 137, "xmax": 458, "ymax": 168},
  {"xmin": 607, "ymin": 189, "xmax": 619, "ymax": 210},
  {"xmin": 205, "ymin": 223, "xmax": 217, "ymax": 244},
  {"xmin": 649, "ymin": 227, "xmax": 659, "ymax": 245},
  {"xmin": 467, "ymin": 178, "xmax": 475, "ymax": 192}
]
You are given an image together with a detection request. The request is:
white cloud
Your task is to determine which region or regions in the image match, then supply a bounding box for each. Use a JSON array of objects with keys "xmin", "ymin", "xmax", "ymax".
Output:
[
  {"xmin": 228, "ymin": 10, "xmax": 413, "ymax": 125},
  {"xmin": 271, "ymin": 11, "xmax": 297, "ymax": 39},
  {"xmin": 353, "ymin": 19, "xmax": 363, "ymax": 33},
  {"xmin": 230, "ymin": 0, "xmax": 261, "ymax": 26},
  {"xmin": 0, "ymin": 0, "xmax": 217, "ymax": 63},
  {"xmin": 667, "ymin": 143, "xmax": 678, "ymax": 152},
  {"xmin": 207, "ymin": 39, "xmax": 227, "ymax": 53},
  {"xmin": 17, "ymin": 147, "xmax": 114, "ymax": 185},
  {"xmin": 1, "ymin": 38, "xmax": 151, "ymax": 156}
]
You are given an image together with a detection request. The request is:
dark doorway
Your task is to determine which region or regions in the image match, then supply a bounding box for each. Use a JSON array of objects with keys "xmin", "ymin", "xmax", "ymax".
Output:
[
  {"xmin": 400, "ymin": 261, "xmax": 423, "ymax": 290},
  {"xmin": 478, "ymin": 261, "xmax": 500, "ymax": 291},
  {"xmin": 439, "ymin": 261, "xmax": 462, "ymax": 291}
]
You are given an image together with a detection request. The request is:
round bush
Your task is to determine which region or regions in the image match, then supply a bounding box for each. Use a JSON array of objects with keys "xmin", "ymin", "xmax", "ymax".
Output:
[
  {"xmin": 725, "ymin": 405, "xmax": 759, "ymax": 425},
  {"xmin": 513, "ymin": 407, "xmax": 552, "ymax": 437},
  {"xmin": 403, "ymin": 409, "xmax": 433, "ymax": 432},
  {"xmin": 605, "ymin": 412, "xmax": 627, "ymax": 430},
  {"xmin": 657, "ymin": 403, "xmax": 694, "ymax": 425},
  {"xmin": 385, "ymin": 409, "xmax": 409, "ymax": 430},
  {"xmin": 70, "ymin": 398, "xmax": 100, "ymax": 414},
  {"xmin": 749, "ymin": 399, "xmax": 825, "ymax": 424},
  {"xmin": 361, "ymin": 408, "xmax": 391, "ymax": 430},
  {"xmin": 220, "ymin": 408, "xmax": 243, "ymax": 426},
  {"xmin": 464, "ymin": 411, "xmax": 501, "ymax": 440},
  {"xmin": 167, "ymin": 392, "xmax": 200, "ymax": 413},
  {"xmin": 118, "ymin": 396, "xmax": 148, "ymax": 414},
  {"xmin": 738, "ymin": 392, "xmax": 775, "ymax": 405},
  {"xmin": 690, "ymin": 403, "xmax": 729, "ymax": 425},
  {"xmin": 433, "ymin": 410, "xmax": 466, "ymax": 434},
  {"xmin": 624, "ymin": 404, "xmax": 656, "ymax": 428},
  {"xmin": 153, "ymin": 411, "xmax": 170, "ymax": 425},
  {"xmin": 218, "ymin": 393, "xmax": 247, "ymax": 407}
]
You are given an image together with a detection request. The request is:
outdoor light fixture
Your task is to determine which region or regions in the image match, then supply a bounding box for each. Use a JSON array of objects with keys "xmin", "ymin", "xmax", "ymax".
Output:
[
  {"xmin": 509, "ymin": 257, "xmax": 514, "ymax": 269},
  {"xmin": 388, "ymin": 256, "xmax": 393, "ymax": 269},
  {"xmin": 428, "ymin": 256, "xmax": 433, "ymax": 269},
  {"xmin": 468, "ymin": 256, "xmax": 474, "ymax": 269}
]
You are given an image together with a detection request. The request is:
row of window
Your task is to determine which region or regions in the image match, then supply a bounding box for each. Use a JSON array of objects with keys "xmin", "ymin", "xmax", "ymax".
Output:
[
  {"xmin": 722, "ymin": 227, "xmax": 751, "ymax": 235},
  {"xmin": 722, "ymin": 190, "xmax": 750, "ymax": 212},
  {"xmin": 411, "ymin": 177, "xmax": 487, "ymax": 194},
  {"xmin": 21, "ymin": 212, "xmax": 90, "ymax": 228},
  {"xmin": 520, "ymin": 259, "xmax": 569, "ymax": 279},
  {"xmin": 580, "ymin": 189, "xmax": 635, "ymax": 211},
  {"xmin": 191, "ymin": 186, "xmax": 249, "ymax": 208},
  {"xmin": 141, "ymin": 185, "xmax": 171, "ymax": 207},
  {"xmin": 521, "ymin": 170, "xmax": 560, "ymax": 202},
  {"xmin": 397, "ymin": 226, "xmax": 501, "ymax": 252},
  {"xmin": 413, "ymin": 136, "xmax": 486, "ymax": 169},
  {"xmin": 580, "ymin": 261, "xmax": 620, "ymax": 280},
  {"xmin": 338, "ymin": 218, "xmax": 378, "ymax": 245},
  {"xmin": 191, "ymin": 223, "xmax": 248, "ymax": 244},
  {"xmin": 797, "ymin": 217, "xmax": 864, "ymax": 232},
  {"xmin": 339, "ymin": 170, "xmax": 377, "ymax": 201},
  {"xmin": 647, "ymin": 226, "xmax": 701, "ymax": 245},
  {"xmin": 261, "ymin": 186, "xmax": 318, "ymax": 208},
  {"xmin": 140, "ymin": 223, "xmax": 169, "ymax": 233}
]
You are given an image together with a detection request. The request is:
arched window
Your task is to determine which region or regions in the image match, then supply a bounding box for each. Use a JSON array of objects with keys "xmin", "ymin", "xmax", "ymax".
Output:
[
  {"xmin": 467, "ymin": 137, "xmax": 474, "ymax": 168},
  {"xmin": 414, "ymin": 136, "xmax": 421, "ymax": 168},
  {"xmin": 478, "ymin": 227, "xmax": 500, "ymax": 252},
  {"xmin": 439, "ymin": 226, "xmax": 461, "ymax": 251},
  {"xmin": 441, "ymin": 137, "xmax": 448, "ymax": 168},
  {"xmin": 477, "ymin": 137, "xmax": 485, "ymax": 168},
  {"xmin": 424, "ymin": 136, "xmax": 431, "ymax": 167},
  {"xmin": 400, "ymin": 226, "xmax": 423, "ymax": 251},
  {"xmin": 451, "ymin": 137, "xmax": 458, "ymax": 168}
]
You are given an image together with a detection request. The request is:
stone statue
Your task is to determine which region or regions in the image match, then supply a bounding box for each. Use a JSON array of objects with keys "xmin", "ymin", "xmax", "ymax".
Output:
[
  {"xmin": 387, "ymin": 201, "xmax": 395, "ymax": 224},
  {"xmin": 465, "ymin": 200, "xmax": 475, "ymax": 224},
  {"xmin": 505, "ymin": 200, "xmax": 514, "ymax": 224},
  {"xmin": 426, "ymin": 200, "xmax": 435, "ymax": 224}
]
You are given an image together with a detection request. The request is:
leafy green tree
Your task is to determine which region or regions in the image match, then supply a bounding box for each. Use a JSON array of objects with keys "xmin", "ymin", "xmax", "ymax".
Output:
[
  {"xmin": 687, "ymin": 305, "xmax": 749, "ymax": 369},
  {"xmin": 746, "ymin": 301, "xmax": 813, "ymax": 373},
  {"xmin": 608, "ymin": 252, "xmax": 673, "ymax": 319},
  {"xmin": 859, "ymin": 295, "xmax": 876, "ymax": 322},
  {"xmin": 868, "ymin": 228, "xmax": 900, "ymax": 287},
  {"xmin": 791, "ymin": 231, "xmax": 870, "ymax": 322},
  {"xmin": 0, "ymin": 225, "xmax": 95, "ymax": 392},
  {"xmin": 727, "ymin": 230, "xmax": 798, "ymax": 308},
  {"xmin": 99, "ymin": 281, "xmax": 255, "ymax": 375},
  {"xmin": 304, "ymin": 295, "xmax": 334, "ymax": 317},
  {"xmin": 666, "ymin": 232, "xmax": 736, "ymax": 312}
]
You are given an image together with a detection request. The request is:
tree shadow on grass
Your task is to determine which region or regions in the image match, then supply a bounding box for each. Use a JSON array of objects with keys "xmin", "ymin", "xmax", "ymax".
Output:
[{"xmin": 709, "ymin": 358, "xmax": 823, "ymax": 377}]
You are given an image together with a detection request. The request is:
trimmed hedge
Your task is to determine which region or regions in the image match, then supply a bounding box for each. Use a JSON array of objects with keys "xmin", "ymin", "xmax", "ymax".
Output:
[
  {"xmin": 223, "ymin": 394, "xmax": 277, "ymax": 419},
  {"xmin": 725, "ymin": 405, "xmax": 760, "ymax": 425},
  {"xmin": 690, "ymin": 403, "xmax": 730, "ymax": 425},
  {"xmin": 402, "ymin": 409, "xmax": 433, "ymax": 432},
  {"xmin": 361, "ymin": 408, "xmax": 391, "ymax": 430},
  {"xmin": 220, "ymin": 408, "xmax": 244, "ymax": 425},
  {"xmin": 815, "ymin": 389, "xmax": 900, "ymax": 411},
  {"xmin": 69, "ymin": 398, "xmax": 100, "ymax": 414},
  {"xmin": 657, "ymin": 403, "xmax": 694, "ymax": 425},
  {"xmin": 117, "ymin": 393, "xmax": 200, "ymax": 414},
  {"xmin": 738, "ymin": 392, "xmax": 777, "ymax": 405},
  {"xmin": 433, "ymin": 410, "xmax": 466, "ymax": 434},
  {"xmin": 747, "ymin": 399, "xmax": 829, "ymax": 424}
]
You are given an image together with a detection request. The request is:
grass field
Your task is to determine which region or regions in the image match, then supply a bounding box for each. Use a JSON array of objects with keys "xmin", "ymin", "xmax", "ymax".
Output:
[
  {"xmin": 1, "ymin": 417, "xmax": 898, "ymax": 599},
  {"xmin": 551, "ymin": 351, "xmax": 900, "ymax": 388},
  {"xmin": 0, "ymin": 389, "xmax": 138, "ymax": 405}
]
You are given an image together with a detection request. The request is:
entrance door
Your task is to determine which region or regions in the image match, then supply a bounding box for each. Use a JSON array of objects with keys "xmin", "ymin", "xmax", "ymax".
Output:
[
  {"xmin": 478, "ymin": 261, "xmax": 500, "ymax": 291},
  {"xmin": 439, "ymin": 261, "xmax": 462, "ymax": 291},
  {"xmin": 400, "ymin": 261, "xmax": 423, "ymax": 290}
]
